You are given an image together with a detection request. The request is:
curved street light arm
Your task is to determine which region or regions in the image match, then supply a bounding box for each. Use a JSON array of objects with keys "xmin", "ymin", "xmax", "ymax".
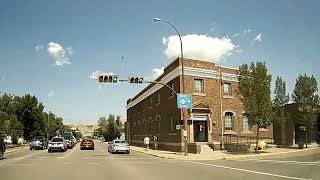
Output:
[{"xmin": 144, "ymin": 80, "xmax": 178, "ymax": 96}]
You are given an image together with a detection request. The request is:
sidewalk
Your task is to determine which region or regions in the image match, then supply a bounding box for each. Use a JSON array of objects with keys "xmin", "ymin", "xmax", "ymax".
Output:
[
  {"xmin": 4, "ymin": 145, "xmax": 29, "ymax": 154},
  {"xmin": 130, "ymin": 144, "xmax": 320, "ymax": 160}
]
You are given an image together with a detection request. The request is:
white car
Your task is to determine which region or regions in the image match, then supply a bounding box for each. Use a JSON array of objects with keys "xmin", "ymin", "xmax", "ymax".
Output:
[
  {"xmin": 48, "ymin": 137, "xmax": 68, "ymax": 153},
  {"xmin": 108, "ymin": 140, "xmax": 130, "ymax": 154}
]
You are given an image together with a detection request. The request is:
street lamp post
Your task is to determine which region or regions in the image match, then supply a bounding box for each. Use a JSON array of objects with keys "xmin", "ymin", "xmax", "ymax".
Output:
[
  {"xmin": 47, "ymin": 111, "xmax": 50, "ymax": 141},
  {"xmin": 153, "ymin": 17, "xmax": 188, "ymax": 156}
]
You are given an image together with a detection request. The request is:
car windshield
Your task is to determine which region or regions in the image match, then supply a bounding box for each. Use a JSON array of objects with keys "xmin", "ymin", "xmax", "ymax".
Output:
[{"xmin": 51, "ymin": 138, "xmax": 63, "ymax": 142}]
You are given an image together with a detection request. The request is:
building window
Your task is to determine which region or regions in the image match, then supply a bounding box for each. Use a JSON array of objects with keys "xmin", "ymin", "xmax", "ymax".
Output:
[
  {"xmin": 156, "ymin": 91, "xmax": 160, "ymax": 104},
  {"xmin": 224, "ymin": 83, "xmax": 232, "ymax": 96},
  {"xmin": 171, "ymin": 82, "xmax": 175, "ymax": 96},
  {"xmin": 156, "ymin": 115, "xmax": 161, "ymax": 134},
  {"xmin": 169, "ymin": 115, "xmax": 176, "ymax": 133},
  {"xmin": 148, "ymin": 118, "xmax": 152, "ymax": 134},
  {"xmin": 149, "ymin": 96, "xmax": 153, "ymax": 107},
  {"xmin": 224, "ymin": 112, "xmax": 233, "ymax": 131},
  {"xmin": 194, "ymin": 79, "xmax": 204, "ymax": 93},
  {"xmin": 242, "ymin": 114, "xmax": 250, "ymax": 131}
]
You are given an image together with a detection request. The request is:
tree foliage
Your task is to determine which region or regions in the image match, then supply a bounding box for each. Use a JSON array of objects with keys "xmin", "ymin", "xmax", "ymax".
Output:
[
  {"xmin": 96, "ymin": 114, "xmax": 121, "ymax": 141},
  {"xmin": 0, "ymin": 92, "xmax": 67, "ymax": 142},
  {"xmin": 292, "ymin": 74, "xmax": 319, "ymax": 137},
  {"xmin": 238, "ymin": 62, "xmax": 273, "ymax": 152},
  {"xmin": 292, "ymin": 74, "xmax": 319, "ymax": 112},
  {"xmin": 273, "ymin": 76, "xmax": 290, "ymax": 122}
]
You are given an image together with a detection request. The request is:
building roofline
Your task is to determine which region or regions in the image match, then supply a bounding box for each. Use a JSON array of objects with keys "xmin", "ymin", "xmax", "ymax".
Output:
[{"xmin": 127, "ymin": 57, "xmax": 239, "ymax": 104}]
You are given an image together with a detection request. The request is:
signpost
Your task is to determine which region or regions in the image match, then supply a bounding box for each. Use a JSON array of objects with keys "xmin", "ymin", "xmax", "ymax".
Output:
[{"xmin": 177, "ymin": 94, "xmax": 192, "ymax": 109}]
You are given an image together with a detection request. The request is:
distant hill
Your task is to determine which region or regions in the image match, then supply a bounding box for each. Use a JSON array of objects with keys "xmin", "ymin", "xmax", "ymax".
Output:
[{"xmin": 66, "ymin": 123, "xmax": 99, "ymax": 137}]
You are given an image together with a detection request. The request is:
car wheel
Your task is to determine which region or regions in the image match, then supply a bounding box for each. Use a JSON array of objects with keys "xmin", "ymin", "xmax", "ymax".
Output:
[
  {"xmin": 30, "ymin": 147, "xmax": 33, "ymax": 150},
  {"xmin": 48, "ymin": 149, "xmax": 51, "ymax": 153},
  {"xmin": 126, "ymin": 151, "xmax": 130, "ymax": 154}
]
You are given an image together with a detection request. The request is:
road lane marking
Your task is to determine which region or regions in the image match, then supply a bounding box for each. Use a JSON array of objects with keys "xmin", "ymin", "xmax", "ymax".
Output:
[
  {"xmin": 64, "ymin": 144, "xmax": 79, "ymax": 159},
  {"xmin": 88, "ymin": 162, "xmax": 101, "ymax": 165},
  {"xmin": 12, "ymin": 150, "xmax": 46, "ymax": 160},
  {"xmin": 189, "ymin": 161, "xmax": 311, "ymax": 180},
  {"xmin": 236, "ymin": 159, "xmax": 320, "ymax": 166},
  {"xmin": 120, "ymin": 162, "xmax": 153, "ymax": 164},
  {"xmin": 108, "ymin": 155, "xmax": 114, "ymax": 159},
  {"xmin": 63, "ymin": 163, "xmax": 69, "ymax": 165},
  {"xmin": 83, "ymin": 158, "xmax": 106, "ymax": 160}
]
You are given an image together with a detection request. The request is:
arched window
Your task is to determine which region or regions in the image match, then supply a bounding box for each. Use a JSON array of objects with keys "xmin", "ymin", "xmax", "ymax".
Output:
[
  {"xmin": 156, "ymin": 115, "xmax": 161, "ymax": 135},
  {"xmin": 224, "ymin": 112, "xmax": 233, "ymax": 130},
  {"xmin": 148, "ymin": 118, "xmax": 152, "ymax": 134},
  {"xmin": 242, "ymin": 113, "xmax": 249, "ymax": 131}
]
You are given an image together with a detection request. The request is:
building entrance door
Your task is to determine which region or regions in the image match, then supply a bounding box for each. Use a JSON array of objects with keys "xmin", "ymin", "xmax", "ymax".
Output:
[{"xmin": 193, "ymin": 121, "xmax": 208, "ymax": 142}]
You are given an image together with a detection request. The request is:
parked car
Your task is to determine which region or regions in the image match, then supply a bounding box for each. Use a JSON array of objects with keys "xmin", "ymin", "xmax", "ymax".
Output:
[
  {"xmin": 3, "ymin": 135, "xmax": 12, "ymax": 144},
  {"xmin": 108, "ymin": 140, "xmax": 130, "ymax": 154},
  {"xmin": 80, "ymin": 139, "xmax": 94, "ymax": 150},
  {"xmin": 62, "ymin": 132, "xmax": 74, "ymax": 149},
  {"xmin": 48, "ymin": 137, "xmax": 67, "ymax": 153},
  {"xmin": 30, "ymin": 136, "xmax": 48, "ymax": 150},
  {"xmin": 72, "ymin": 136, "xmax": 77, "ymax": 145},
  {"xmin": 0, "ymin": 135, "xmax": 6, "ymax": 160}
]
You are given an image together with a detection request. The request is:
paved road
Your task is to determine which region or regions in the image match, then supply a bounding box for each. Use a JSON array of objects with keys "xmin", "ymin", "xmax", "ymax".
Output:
[{"xmin": 0, "ymin": 142, "xmax": 319, "ymax": 180}]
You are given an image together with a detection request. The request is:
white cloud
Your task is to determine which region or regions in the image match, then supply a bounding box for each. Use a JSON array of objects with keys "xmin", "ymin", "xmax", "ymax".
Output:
[
  {"xmin": 35, "ymin": 44, "xmax": 44, "ymax": 52},
  {"xmin": 48, "ymin": 90, "xmax": 54, "ymax": 97},
  {"xmin": 241, "ymin": 29, "xmax": 252, "ymax": 38},
  {"xmin": 47, "ymin": 42, "xmax": 73, "ymax": 66},
  {"xmin": 235, "ymin": 49, "xmax": 243, "ymax": 53},
  {"xmin": 232, "ymin": 33, "xmax": 240, "ymax": 38},
  {"xmin": 163, "ymin": 34, "xmax": 236, "ymax": 63},
  {"xmin": 152, "ymin": 67, "xmax": 164, "ymax": 79},
  {"xmin": 254, "ymin": 33, "xmax": 263, "ymax": 42},
  {"xmin": 89, "ymin": 70, "xmax": 114, "ymax": 79}
]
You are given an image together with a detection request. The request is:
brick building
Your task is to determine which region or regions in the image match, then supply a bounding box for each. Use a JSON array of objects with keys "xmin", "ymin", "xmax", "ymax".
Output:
[{"xmin": 126, "ymin": 58, "xmax": 273, "ymax": 153}]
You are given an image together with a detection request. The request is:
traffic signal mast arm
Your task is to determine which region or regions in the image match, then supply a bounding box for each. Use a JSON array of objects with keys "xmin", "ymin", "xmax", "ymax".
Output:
[{"xmin": 144, "ymin": 80, "xmax": 178, "ymax": 96}]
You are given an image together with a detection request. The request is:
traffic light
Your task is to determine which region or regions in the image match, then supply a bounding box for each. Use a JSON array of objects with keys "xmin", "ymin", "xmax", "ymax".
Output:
[
  {"xmin": 97, "ymin": 75, "xmax": 119, "ymax": 83},
  {"xmin": 128, "ymin": 77, "xmax": 144, "ymax": 83}
]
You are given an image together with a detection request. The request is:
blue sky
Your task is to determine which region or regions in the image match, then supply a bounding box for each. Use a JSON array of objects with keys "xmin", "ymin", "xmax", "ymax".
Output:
[{"xmin": 1, "ymin": 0, "xmax": 319, "ymax": 123}]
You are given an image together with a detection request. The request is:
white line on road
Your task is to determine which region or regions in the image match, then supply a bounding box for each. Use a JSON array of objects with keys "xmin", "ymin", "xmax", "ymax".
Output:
[
  {"xmin": 12, "ymin": 149, "xmax": 46, "ymax": 161},
  {"xmin": 189, "ymin": 161, "xmax": 311, "ymax": 180},
  {"xmin": 88, "ymin": 162, "xmax": 101, "ymax": 165},
  {"xmin": 120, "ymin": 162, "xmax": 153, "ymax": 164},
  {"xmin": 83, "ymin": 158, "xmax": 106, "ymax": 160},
  {"xmin": 108, "ymin": 155, "xmax": 114, "ymax": 160},
  {"xmin": 64, "ymin": 144, "xmax": 79, "ymax": 159}
]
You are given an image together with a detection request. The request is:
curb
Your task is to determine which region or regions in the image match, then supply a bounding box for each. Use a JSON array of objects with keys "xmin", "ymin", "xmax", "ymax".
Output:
[
  {"xmin": 132, "ymin": 147, "xmax": 320, "ymax": 161},
  {"xmin": 224, "ymin": 147, "xmax": 320, "ymax": 160},
  {"xmin": 131, "ymin": 149, "xmax": 175, "ymax": 159}
]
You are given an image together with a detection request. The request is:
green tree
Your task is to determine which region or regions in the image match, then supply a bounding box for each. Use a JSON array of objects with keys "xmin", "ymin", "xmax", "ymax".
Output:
[
  {"xmin": 106, "ymin": 114, "xmax": 121, "ymax": 141},
  {"xmin": 292, "ymin": 74, "xmax": 319, "ymax": 143},
  {"xmin": 238, "ymin": 62, "xmax": 273, "ymax": 152},
  {"xmin": 273, "ymin": 76, "xmax": 290, "ymax": 145}
]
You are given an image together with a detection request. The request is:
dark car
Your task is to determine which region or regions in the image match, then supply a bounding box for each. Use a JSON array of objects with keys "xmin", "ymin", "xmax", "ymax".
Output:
[
  {"xmin": 80, "ymin": 139, "xmax": 94, "ymax": 150},
  {"xmin": 62, "ymin": 132, "xmax": 75, "ymax": 149},
  {"xmin": 0, "ymin": 135, "xmax": 6, "ymax": 160},
  {"xmin": 30, "ymin": 136, "xmax": 48, "ymax": 150}
]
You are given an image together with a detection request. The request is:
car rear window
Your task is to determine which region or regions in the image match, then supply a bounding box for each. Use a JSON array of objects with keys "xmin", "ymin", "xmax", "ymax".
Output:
[
  {"xmin": 51, "ymin": 138, "xmax": 63, "ymax": 142},
  {"xmin": 114, "ymin": 140, "xmax": 127, "ymax": 143}
]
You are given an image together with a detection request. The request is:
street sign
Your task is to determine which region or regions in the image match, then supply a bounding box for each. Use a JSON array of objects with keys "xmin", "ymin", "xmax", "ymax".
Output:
[
  {"xmin": 177, "ymin": 94, "xmax": 192, "ymax": 109},
  {"xmin": 176, "ymin": 125, "xmax": 181, "ymax": 130}
]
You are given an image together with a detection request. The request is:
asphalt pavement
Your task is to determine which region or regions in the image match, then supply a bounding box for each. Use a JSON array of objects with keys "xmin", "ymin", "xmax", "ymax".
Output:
[{"xmin": 0, "ymin": 141, "xmax": 319, "ymax": 180}]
